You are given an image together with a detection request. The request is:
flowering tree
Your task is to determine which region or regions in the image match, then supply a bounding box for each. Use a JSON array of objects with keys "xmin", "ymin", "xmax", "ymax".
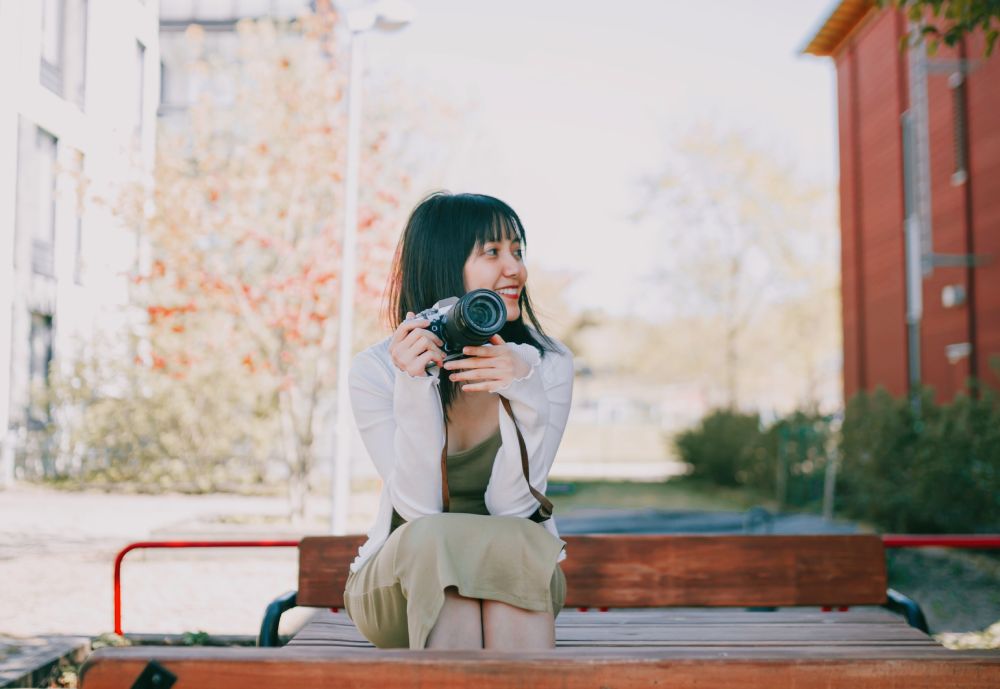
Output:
[{"xmin": 114, "ymin": 11, "xmax": 411, "ymax": 517}]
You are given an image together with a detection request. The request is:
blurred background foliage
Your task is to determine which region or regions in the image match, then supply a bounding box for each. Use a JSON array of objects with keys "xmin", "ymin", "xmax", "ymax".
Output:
[
  {"xmin": 24, "ymin": 4, "xmax": 995, "ymax": 542},
  {"xmin": 674, "ymin": 365, "xmax": 1000, "ymax": 534},
  {"xmin": 26, "ymin": 12, "xmax": 439, "ymax": 516}
]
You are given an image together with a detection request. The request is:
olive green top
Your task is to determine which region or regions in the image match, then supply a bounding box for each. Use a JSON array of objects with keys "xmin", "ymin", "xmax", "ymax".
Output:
[{"xmin": 390, "ymin": 429, "xmax": 502, "ymax": 532}]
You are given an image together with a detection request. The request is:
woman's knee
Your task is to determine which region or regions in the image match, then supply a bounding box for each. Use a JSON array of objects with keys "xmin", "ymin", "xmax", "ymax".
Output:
[{"xmin": 401, "ymin": 512, "xmax": 450, "ymax": 535}]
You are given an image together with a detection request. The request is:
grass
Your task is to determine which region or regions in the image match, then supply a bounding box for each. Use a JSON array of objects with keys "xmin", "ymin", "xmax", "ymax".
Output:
[{"xmin": 548, "ymin": 478, "xmax": 1000, "ymax": 640}]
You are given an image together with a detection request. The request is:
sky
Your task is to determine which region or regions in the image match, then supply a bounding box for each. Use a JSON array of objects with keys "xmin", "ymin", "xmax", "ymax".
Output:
[{"xmin": 361, "ymin": 0, "xmax": 840, "ymax": 315}]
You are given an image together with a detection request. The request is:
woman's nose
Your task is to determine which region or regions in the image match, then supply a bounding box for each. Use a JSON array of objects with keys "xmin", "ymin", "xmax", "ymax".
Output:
[{"xmin": 501, "ymin": 252, "xmax": 521, "ymax": 276}]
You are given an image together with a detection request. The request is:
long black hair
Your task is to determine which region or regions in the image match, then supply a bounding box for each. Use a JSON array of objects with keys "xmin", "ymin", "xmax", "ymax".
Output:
[{"xmin": 385, "ymin": 192, "xmax": 555, "ymax": 417}]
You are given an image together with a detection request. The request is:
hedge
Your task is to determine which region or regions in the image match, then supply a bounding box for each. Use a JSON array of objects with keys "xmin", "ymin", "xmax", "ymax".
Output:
[{"xmin": 672, "ymin": 384, "xmax": 1000, "ymax": 533}]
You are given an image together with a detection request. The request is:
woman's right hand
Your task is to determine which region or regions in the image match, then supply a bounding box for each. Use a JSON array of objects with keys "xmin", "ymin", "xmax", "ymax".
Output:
[{"xmin": 390, "ymin": 312, "xmax": 446, "ymax": 376}]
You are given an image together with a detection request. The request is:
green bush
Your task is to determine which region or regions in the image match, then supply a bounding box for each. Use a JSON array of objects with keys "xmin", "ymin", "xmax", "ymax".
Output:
[
  {"xmin": 674, "ymin": 409, "xmax": 762, "ymax": 486},
  {"xmin": 674, "ymin": 408, "xmax": 833, "ymax": 507},
  {"xmin": 674, "ymin": 381, "xmax": 1000, "ymax": 533},
  {"xmin": 751, "ymin": 411, "xmax": 834, "ymax": 509},
  {"xmin": 838, "ymin": 388, "xmax": 925, "ymax": 531},
  {"xmin": 839, "ymin": 385, "xmax": 1000, "ymax": 533}
]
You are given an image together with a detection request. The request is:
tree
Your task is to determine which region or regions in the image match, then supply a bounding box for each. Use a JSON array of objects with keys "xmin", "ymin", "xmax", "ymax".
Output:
[
  {"xmin": 878, "ymin": 0, "xmax": 1000, "ymax": 55},
  {"xmin": 633, "ymin": 128, "xmax": 839, "ymax": 412},
  {"xmin": 106, "ymin": 11, "xmax": 415, "ymax": 517}
]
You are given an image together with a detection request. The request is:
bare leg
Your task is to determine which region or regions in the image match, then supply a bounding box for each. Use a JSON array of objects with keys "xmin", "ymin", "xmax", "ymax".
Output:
[
  {"xmin": 482, "ymin": 600, "xmax": 555, "ymax": 650},
  {"xmin": 425, "ymin": 587, "xmax": 483, "ymax": 649}
]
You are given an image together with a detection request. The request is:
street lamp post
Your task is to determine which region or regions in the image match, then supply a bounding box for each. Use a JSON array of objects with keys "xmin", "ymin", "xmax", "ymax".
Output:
[{"xmin": 331, "ymin": 1, "xmax": 413, "ymax": 535}]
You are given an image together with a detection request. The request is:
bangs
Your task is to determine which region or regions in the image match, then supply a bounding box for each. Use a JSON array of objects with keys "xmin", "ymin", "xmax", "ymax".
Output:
[{"xmin": 472, "ymin": 207, "xmax": 525, "ymax": 247}]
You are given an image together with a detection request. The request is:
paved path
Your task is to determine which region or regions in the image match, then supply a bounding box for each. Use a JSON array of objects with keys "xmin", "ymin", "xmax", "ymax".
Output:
[
  {"xmin": 0, "ymin": 484, "xmax": 378, "ymax": 638},
  {"xmin": 556, "ymin": 507, "xmax": 859, "ymax": 535}
]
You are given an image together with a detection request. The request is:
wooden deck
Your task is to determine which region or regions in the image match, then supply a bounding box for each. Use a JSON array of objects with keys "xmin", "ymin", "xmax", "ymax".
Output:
[
  {"xmin": 79, "ymin": 534, "xmax": 1000, "ymax": 688},
  {"xmin": 81, "ymin": 608, "xmax": 1000, "ymax": 688},
  {"xmin": 289, "ymin": 607, "xmax": 943, "ymax": 650}
]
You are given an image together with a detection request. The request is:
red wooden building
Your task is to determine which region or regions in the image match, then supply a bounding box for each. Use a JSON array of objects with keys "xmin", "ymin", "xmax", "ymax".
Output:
[{"xmin": 804, "ymin": 0, "xmax": 999, "ymax": 401}]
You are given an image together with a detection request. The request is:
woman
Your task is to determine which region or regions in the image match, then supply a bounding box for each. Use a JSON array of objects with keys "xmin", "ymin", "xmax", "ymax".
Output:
[{"xmin": 344, "ymin": 192, "xmax": 574, "ymax": 650}]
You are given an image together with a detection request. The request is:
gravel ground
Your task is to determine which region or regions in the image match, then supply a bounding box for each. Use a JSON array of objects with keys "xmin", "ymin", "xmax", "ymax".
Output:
[
  {"xmin": 0, "ymin": 484, "xmax": 378, "ymax": 638},
  {"xmin": 886, "ymin": 547, "xmax": 1000, "ymax": 636}
]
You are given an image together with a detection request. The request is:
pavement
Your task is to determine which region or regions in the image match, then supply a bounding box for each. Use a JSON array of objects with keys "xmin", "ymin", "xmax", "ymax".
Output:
[
  {"xmin": 0, "ymin": 483, "xmax": 379, "ymax": 639},
  {"xmin": 555, "ymin": 506, "xmax": 858, "ymax": 535}
]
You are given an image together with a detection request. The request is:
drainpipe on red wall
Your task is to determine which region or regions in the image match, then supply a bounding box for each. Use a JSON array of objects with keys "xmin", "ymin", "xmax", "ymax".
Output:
[{"xmin": 955, "ymin": 40, "xmax": 979, "ymax": 394}]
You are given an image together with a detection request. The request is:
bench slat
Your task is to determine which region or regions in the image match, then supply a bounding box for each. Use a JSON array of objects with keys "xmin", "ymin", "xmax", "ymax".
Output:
[
  {"xmin": 285, "ymin": 609, "xmax": 938, "ymax": 649},
  {"xmin": 80, "ymin": 646, "xmax": 1000, "ymax": 689},
  {"xmin": 298, "ymin": 534, "xmax": 887, "ymax": 608}
]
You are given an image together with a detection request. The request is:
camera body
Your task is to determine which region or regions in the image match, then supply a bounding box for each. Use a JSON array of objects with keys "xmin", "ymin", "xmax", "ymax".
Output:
[{"xmin": 414, "ymin": 288, "xmax": 507, "ymax": 360}]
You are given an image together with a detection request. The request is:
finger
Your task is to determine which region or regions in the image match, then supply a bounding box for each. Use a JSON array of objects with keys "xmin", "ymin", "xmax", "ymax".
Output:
[
  {"xmin": 462, "ymin": 343, "xmax": 501, "ymax": 358},
  {"xmin": 417, "ymin": 329, "xmax": 445, "ymax": 348},
  {"xmin": 450, "ymin": 367, "xmax": 497, "ymax": 382},
  {"xmin": 404, "ymin": 334, "xmax": 444, "ymax": 362},
  {"xmin": 443, "ymin": 357, "xmax": 493, "ymax": 370},
  {"xmin": 489, "ymin": 334, "xmax": 506, "ymax": 345},
  {"xmin": 392, "ymin": 317, "xmax": 431, "ymax": 345},
  {"xmin": 460, "ymin": 381, "xmax": 495, "ymax": 393},
  {"xmin": 401, "ymin": 330, "xmax": 424, "ymax": 352},
  {"xmin": 403, "ymin": 328, "xmax": 443, "ymax": 351},
  {"xmin": 403, "ymin": 327, "xmax": 444, "ymax": 348},
  {"xmin": 410, "ymin": 350, "xmax": 438, "ymax": 376}
]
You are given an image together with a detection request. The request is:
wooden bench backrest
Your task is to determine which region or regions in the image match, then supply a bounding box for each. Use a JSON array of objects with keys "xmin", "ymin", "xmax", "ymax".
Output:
[{"xmin": 297, "ymin": 534, "xmax": 887, "ymax": 608}]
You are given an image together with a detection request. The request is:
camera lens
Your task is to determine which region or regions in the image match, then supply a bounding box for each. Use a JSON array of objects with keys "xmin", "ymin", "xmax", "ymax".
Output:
[
  {"xmin": 445, "ymin": 289, "xmax": 507, "ymax": 347},
  {"xmin": 467, "ymin": 299, "xmax": 501, "ymax": 329}
]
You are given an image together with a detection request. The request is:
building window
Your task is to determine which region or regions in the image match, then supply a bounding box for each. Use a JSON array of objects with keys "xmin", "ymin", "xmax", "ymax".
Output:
[
  {"xmin": 28, "ymin": 312, "xmax": 54, "ymax": 429},
  {"xmin": 40, "ymin": 0, "xmax": 87, "ymax": 104},
  {"xmin": 33, "ymin": 129, "xmax": 58, "ymax": 278},
  {"xmin": 72, "ymin": 150, "xmax": 86, "ymax": 284},
  {"xmin": 949, "ymin": 71, "xmax": 968, "ymax": 186},
  {"xmin": 72, "ymin": 0, "xmax": 89, "ymax": 108},
  {"xmin": 135, "ymin": 41, "xmax": 146, "ymax": 141},
  {"xmin": 40, "ymin": 0, "xmax": 66, "ymax": 94}
]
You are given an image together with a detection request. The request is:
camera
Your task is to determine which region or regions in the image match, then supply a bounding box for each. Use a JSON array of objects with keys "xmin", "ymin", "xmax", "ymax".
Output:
[{"xmin": 414, "ymin": 289, "xmax": 507, "ymax": 360}]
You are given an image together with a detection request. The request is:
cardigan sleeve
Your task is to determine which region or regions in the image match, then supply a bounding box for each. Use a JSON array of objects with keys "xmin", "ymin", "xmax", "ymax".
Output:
[
  {"xmin": 484, "ymin": 341, "xmax": 575, "ymax": 517},
  {"xmin": 348, "ymin": 345, "xmax": 446, "ymax": 521}
]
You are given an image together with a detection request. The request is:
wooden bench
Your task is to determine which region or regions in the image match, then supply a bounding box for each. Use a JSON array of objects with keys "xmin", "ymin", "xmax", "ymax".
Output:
[{"xmin": 80, "ymin": 534, "xmax": 1000, "ymax": 688}]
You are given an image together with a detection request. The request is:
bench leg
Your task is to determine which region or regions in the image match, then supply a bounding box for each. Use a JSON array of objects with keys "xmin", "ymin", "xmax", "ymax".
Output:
[
  {"xmin": 884, "ymin": 588, "xmax": 929, "ymax": 634},
  {"xmin": 258, "ymin": 590, "xmax": 297, "ymax": 647}
]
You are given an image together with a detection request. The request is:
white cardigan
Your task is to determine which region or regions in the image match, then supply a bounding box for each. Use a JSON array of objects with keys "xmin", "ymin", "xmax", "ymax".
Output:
[{"xmin": 347, "ymin": 334, "xmax": 574, "ymax": 573}]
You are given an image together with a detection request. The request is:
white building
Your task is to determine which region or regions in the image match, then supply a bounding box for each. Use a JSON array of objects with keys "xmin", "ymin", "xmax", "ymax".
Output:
[
  {"xmin": 158, "ymin": 0, "xmax": 312, "ymax": 124},
  {"xmin": 0, "ymin": 0, "xmax": 161, "ymax": 483}
]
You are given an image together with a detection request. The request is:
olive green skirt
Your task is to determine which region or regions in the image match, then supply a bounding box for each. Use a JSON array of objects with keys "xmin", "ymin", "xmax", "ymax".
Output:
[{"xmin": 344, "ymin": 513, "xmax": 566, "ymax": 649}]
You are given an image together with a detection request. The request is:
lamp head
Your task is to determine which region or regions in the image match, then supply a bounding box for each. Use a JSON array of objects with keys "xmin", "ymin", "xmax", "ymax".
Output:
[{"xmin": 347, "ymin": 0, "xmax": 415, "ymax": 33}]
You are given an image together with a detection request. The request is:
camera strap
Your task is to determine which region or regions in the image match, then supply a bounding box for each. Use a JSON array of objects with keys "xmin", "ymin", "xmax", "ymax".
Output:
[
  {"xmin": 440, "ymin": 408, "xmax": 451, "ymax": 513},
  {"xmin": 500, "ymin": 396, "xmax": 554, "ymax": 521},
  {"xmin": 438, "ymin": 394, "xmax": 553, "ymax": 521}
]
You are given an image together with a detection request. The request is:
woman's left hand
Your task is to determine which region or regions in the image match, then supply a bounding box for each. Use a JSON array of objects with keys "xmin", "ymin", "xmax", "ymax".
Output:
[{"xmin": 442, "ymin": 334, "xmax": 531, "ymax": 393}]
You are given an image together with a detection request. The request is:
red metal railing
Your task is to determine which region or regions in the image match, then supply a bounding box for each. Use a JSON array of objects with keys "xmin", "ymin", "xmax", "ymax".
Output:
[
  {"xmin": 113, "ymin": 540, "xmax": 298, "ymax": 635},
  {"xmin": 113, "ymin": 534, "xmax": 1000, "ymax": 634},
  {"xmin": 882, "ymin": 535, "xmax": 1000, "ymax": 549}
]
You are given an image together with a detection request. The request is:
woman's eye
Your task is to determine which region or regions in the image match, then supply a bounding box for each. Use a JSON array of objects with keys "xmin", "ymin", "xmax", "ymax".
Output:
[{"xmin": 484, "ymin": 248, "xmax": 498, "ymax": 256}]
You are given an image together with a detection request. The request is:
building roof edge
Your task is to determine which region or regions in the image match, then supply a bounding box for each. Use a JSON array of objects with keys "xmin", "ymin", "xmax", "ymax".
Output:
[{"xmin": 801, "ymin": 0, "xmax": 877, "ymax": 58}]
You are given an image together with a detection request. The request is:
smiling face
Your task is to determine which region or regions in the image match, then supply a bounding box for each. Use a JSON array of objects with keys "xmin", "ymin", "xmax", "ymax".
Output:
[{"xmin": 462, "ymin": 236, "xmax": 527, "ymax": 322}]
